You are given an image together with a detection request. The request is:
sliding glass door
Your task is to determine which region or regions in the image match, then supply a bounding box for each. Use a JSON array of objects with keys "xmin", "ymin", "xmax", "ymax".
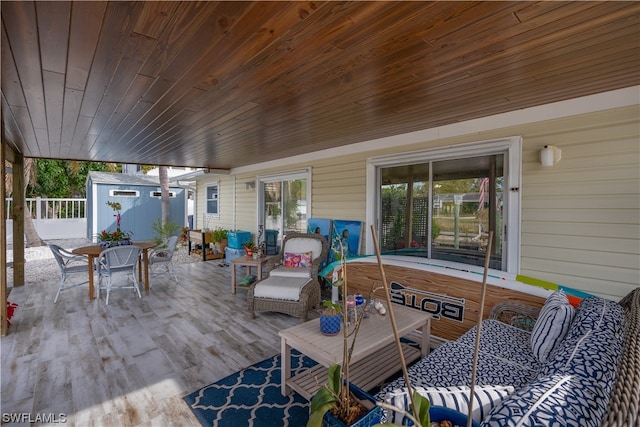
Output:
[{"xmin": 258, "ymin": 169, "xmax": 310, "ymax": 246}]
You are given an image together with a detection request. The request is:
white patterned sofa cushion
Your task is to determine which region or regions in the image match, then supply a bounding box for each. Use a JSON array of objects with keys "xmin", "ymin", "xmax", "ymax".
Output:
[
  {"xmin": 375, "ymin": 319, "xmax": 541, "ymax": 421},
  {"xmin": 481, "ymin": 297, "xmax": 625, "ymax": 427},
  {"xmin": 456, "ymin": 320, "xmax": 541, "ymax": 369},
  {"xmin": 530, "ymin": 290, "xmax": 575, "ymax": 363},
  {"xmin": 539, "ymin": 296, "xmax": 625, "ymax": 377},
  {"xmin": 481, "ymin": 373, "xmax": 596, "ymax": 426},
  {"xmin": 377, "ymin": 339, "xmax": 538, "ymax": 395}
]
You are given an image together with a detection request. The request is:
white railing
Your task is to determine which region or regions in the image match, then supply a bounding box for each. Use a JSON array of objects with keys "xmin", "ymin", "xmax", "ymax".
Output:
[{"xmin": 5, "ymin": 197, "xmax": 87, "ymax": 240}]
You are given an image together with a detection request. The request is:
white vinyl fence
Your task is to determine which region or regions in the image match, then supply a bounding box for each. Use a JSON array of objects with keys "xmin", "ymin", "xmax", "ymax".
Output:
[{"xmin": 5, "ymin": 197, "xmax": 87, "ymax": 241}]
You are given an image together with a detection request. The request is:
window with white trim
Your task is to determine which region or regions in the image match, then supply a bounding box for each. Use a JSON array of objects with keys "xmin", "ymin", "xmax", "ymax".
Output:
[
  {"xmin": 206, "ymin": 183, "xmax": 219, "ymax": 217},
  {"xmin": 109, "ymin": 189, "xmax": 139, "ymax": 197},
  {"xmin": 368, "ymin": 137, "xmax": 521, "ymax": 273},
  {"xmin": 150, "ymin": 191, "xmax": 176, "ymax": 198}
]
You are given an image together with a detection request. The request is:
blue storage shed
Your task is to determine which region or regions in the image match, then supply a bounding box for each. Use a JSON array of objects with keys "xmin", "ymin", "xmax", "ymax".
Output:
[{"xmin": 87, "ymin": 171, "xmax": 188, "ymax": 242}]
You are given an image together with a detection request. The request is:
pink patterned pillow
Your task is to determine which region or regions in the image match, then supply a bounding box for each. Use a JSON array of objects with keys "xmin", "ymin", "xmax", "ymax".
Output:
[{"xmin": 284, "ymin": 252, "xmax": 313, "ymax": 268}]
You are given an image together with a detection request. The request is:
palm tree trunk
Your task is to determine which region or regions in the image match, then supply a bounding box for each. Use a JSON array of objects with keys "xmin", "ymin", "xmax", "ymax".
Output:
[
  {"xmin": 23, "ymin": 204, "xmax": 44, "ymax": 247},
  {"xmin": 159, "ymin": 166, "xmax": 170, "ymax": 225},
  {"xmin": 22, "ymin": 158, "xmax": 44, "ymax": 247}
]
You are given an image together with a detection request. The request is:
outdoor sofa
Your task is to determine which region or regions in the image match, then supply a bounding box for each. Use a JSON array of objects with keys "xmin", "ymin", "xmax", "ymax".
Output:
[{"xmin": 376, "ymin": 287, "xmax": 640, "ymax": 426}]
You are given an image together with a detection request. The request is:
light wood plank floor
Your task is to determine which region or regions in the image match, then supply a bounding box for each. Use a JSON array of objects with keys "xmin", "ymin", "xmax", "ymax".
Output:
[{"xmin": 1, "ymin": 259, "xmax": 310, "ymax": 426}]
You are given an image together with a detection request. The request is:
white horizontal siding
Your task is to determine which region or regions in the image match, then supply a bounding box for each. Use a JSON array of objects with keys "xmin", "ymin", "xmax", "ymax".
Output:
[
  {"xmin": 520, "ymin": 256, "xmax": 637, "ymax": 297},
  {"xmin": 522, "ymin": 221, "xmax": 639, "ymax": 240},
  {"xmin": 519, "ymin": 106, "xmax": 639, "ymax": 300},
  {"xmin": 311, "ymin": 156, "xmax": 367, "ymax": 222},
  {"xmin": 524, "ymin": 208, "xmax": 637, "ymax": 224},
  {"xmin": 228, "ymin": 173, "xmax": 257, "ymax": 233}
]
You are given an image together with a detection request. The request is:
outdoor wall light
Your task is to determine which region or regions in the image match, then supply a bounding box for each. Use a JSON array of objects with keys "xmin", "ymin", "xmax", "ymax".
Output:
[
  {"xmin": 540, "ymin": 145, "xmax": 562, "ymax": 167},
  {"xmin": 245, "ymin": 181, "xmax": 256, "ymax": 190}
]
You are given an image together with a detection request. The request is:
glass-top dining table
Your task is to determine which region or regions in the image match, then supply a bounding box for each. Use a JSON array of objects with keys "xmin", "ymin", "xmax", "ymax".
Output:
[{"xmin": 72, "ymin": 241, "xmax": 157, "ymax": 300}]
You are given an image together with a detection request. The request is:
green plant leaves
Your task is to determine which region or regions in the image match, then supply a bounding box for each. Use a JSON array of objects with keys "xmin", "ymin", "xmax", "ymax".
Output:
[
  {"xmin": 327, "ymin": 364, "xmax": 342, "ymax": 394},
  {"xmin": 412, "ymin": 390, "xmax": 430, "ymax": 426}
]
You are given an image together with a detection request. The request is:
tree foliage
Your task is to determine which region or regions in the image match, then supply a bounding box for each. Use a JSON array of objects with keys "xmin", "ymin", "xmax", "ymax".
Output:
[{"xmin": 27, "ymin": 159, "xmax": 118, "ymax": 198}]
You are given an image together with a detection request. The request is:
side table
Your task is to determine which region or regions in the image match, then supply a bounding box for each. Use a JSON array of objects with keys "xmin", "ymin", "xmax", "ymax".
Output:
[{"xmin": 231, "ymin": 255, "xmax": 267, "ymax": 294}]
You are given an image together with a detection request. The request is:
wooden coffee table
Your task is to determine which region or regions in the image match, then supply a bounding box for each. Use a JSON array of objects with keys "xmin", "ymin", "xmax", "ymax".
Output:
[{"xmin": 279, "ymin": 302, "xmax": 430, "ymax": 398}]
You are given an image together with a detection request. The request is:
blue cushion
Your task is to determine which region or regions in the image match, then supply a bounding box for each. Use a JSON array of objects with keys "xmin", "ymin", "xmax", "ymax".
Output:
[{"xmin": 530, "ymin": 290, "xmax": 575, "ymax": 362}]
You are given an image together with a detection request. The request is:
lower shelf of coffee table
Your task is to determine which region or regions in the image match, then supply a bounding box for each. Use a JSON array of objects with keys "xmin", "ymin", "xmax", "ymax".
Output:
[{"xmin": 287, "ymin": 342, "xmax": 421, "ymax": 400}]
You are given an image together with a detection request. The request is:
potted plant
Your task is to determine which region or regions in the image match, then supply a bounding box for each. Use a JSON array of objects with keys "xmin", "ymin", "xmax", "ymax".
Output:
[
  {"xmin": 375, "ymin": 226, "xmax": 486, "ymax": 427},
  {"xmin": 6, "ymin": 301, "xmax": 18, "ymax": 327},
  {"xmin": 308, "ymin": 229, "xmax": 434, "ymax": 427},
  {"xmin": 179, "ymin": 226, "xmax": 190, "ymax": 245},
  {"xmin": 319, "ymin": 301, "xmax": 342, "ymax": 336},
  {"xmin": 307, "ymin": 237, "xmax": 384, "ymax": 427},
  {"xmin": 98, "ymin": 201, "xmax": 133, "ymax": 247},
  {"xmin": 97, "ymin": 229, "xmax": 133, "ymax": 247},
  {"xmin": 243, "ymin": 241, "xmax": 256, "ymax": 257},
  {"xmin": 211, "ymin": 228, "xmax": 228, "ymax": 253},
  {"xmin": 151, "ymin": 218, "xmax": 180, "ymax": 246}
]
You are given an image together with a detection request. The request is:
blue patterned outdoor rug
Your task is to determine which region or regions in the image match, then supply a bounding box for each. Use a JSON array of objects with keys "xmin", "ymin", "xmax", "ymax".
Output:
[{"xmin": 183, "ymin": 351, "xmax": 317, "ymax": 427}]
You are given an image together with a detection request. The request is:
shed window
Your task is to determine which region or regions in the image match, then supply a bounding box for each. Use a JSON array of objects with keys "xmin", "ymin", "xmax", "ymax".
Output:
[
  {"xmin": 150, "ymin": 191, "xmax": 176, "ymax": 198},
  {"xmin": 109, "ymin": 190, "xmax": 139, "ymax": 197}
]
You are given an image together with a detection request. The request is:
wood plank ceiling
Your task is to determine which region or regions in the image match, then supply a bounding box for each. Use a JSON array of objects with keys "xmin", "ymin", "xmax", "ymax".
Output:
[{"xmin": 2, "ymin": 1, "xmax": 639, "ymax": 170}]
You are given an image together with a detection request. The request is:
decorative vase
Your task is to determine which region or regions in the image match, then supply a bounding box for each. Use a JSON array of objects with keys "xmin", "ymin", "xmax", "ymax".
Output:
[
  {"xmin": 322, "ymin": 383, "xmax": 382, "ymax": 427},
  {"xmin": 245, "ymin": 249, "xmax": 253, "ymax": 257},
  {"xmin": 319, "ymin": 312, "xmax": 342, "ymax": 336}
]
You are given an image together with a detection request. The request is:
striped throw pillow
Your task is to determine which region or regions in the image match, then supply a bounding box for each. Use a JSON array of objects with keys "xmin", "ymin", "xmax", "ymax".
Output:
[
  {"xmin": 384, "ymin": 385, "xmax": 515, "ymax": 423},
  {"xmin": 530, "ymin": 290, "xmax": 575, "ymax": 363}
]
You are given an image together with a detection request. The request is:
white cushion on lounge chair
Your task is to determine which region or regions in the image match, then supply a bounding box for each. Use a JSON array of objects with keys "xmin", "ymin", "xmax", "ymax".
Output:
[
  {"xmin": 269, "ymin": 266, "xmax": 312, "ymax": 278},
  {"xmin": 282, "ymin": 237, "xmax": 324, "ymax": 260},
  {"xmin": 253, "ymin": 276, "xmax": 312, "ymax": 301}
]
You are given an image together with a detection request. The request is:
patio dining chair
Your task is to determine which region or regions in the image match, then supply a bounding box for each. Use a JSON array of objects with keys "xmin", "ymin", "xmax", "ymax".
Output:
[
  {"xmin": 96, "ymin": 245, "xmax": 142, "ymax": 305},
  {"xmin": 148, "ymin": 235, "xmax": 179, "ymax": 284},
  {"xmin": 50, "ymin": 244, "xmax": 90, "ymax": 303}
]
